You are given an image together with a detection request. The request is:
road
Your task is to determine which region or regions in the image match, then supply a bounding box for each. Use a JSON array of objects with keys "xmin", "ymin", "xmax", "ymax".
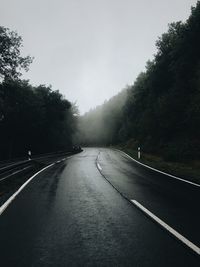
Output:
[{"xmin": 0, "ymin": 148, "xmax": 199, "ymax": 266}]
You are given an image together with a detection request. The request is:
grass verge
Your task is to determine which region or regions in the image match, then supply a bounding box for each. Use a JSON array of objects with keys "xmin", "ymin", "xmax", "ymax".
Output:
[{"xmin": 116, "ymin": 145, "xmax": 200, "ymax": 185}]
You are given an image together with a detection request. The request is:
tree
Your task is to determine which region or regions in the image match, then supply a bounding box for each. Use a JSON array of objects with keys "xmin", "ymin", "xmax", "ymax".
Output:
[
  {"xmin": 0, "ymin": 80, "xmax": 77, "ymax": 159},
  {"xmin": 75, "ymin": 88, "xmax": 129, "ymax": 146},
  {"xmin": 0, "ymin": 26, "xmax": 33, "ymax": 80},
  {"xmin": 0, "ymin": 26, "xmax": 77, "ymax": 160},
  {"xmin": 118, "ymin": 1, "xmax": 200, "ymax": 160},
  {"xmin": 77, "ymin": 1, "xmax": 200, "ymax": 161}
]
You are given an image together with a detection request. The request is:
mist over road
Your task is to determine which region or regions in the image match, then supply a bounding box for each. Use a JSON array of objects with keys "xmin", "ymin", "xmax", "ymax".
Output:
[{"xmin": 0, "ymin": 148, "xmax": 199, "ymax": 266}]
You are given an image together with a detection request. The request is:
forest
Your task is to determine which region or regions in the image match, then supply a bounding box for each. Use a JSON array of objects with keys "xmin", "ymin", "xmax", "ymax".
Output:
[
  {"xmin": 1, "ymin": 1, "xmax": 200, "ymax": 163},
  {"xmin": 74, "ymin": 88, "xmax": 129, "ymax": 146},
  {"xmin": 76, "ymin": 1, "xmax": 200, "ymax": 162},
  {"xmin": 0, "ymin": 26, "xmax": 77, "ymax": 160}
]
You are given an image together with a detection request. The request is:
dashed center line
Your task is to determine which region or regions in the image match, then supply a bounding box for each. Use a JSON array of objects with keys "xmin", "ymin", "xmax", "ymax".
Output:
[{"xmin": 96, "ymin": 150, "xmax": 200, "ymax": 256}]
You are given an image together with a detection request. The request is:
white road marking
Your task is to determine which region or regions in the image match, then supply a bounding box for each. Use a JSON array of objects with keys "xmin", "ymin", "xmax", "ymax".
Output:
[
  {"xmin": 0, "ymin": 166, "xmax": 32, "ymax": 182},
  {"xmin": 0, "ymin": 155, "xmax": 74, "ymax": 215},
  {"xmin": 131, "ymin": 199, "xmax": 200, "ymax": 256},
  {"xmin": 62, "ymin": 157, "xmax": 69, "ymax": 161},
  {"xmin": 117, "ymin": 150, "xmax": 200, "ymax": 188},
  {"xmin": 0, "ymin": 163, "xmax": 55, "ymax": 216},
  {"xmin": 55, "ymin": 157, "xmax": 69, "ymax": 164},
  {"xmin": 97, "ymin": 162, "xmax": 102, "ymax": 171}
]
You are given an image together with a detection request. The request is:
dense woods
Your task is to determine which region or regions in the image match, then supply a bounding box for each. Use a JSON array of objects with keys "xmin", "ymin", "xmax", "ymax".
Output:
[
  {"xmin": 76, "ymin": 1, "xmax": 200, "ymax": 162},
  {"xmin": 75, "ymin": 88, "xmax": 129, "ymax": 146},
  {"xmin": 1, "ymin": 2, "xmax": 200, "ymax": 163},
  {"xmin": 0, "ymin": 27, "xmax": 77, "ymax": 160}
]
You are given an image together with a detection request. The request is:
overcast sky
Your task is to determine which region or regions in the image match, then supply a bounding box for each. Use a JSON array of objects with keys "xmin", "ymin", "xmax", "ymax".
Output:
[{"xmin": 0, "ymin": 0, "xmax": 198, "ymax": 114}]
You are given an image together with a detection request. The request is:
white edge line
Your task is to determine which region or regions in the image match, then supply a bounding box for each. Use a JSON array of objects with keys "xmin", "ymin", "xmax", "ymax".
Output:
[
  {"xmin": 64, "ymin": 156, "xmax": 71, "ymax": 160},
  {"xmin": 56, "ymin": 157, "xmax": 68, "ymax": 163},
  {"xmin": 131, "ymin": 199, "xmax": 200, "ymax": 256},
  {"xmin": 0, "ymin": 163, "xmax": 55, "ymax": 216},
  {"xmin": 116, "ymin": 149, "xmax": 200, "ymax": 188}
]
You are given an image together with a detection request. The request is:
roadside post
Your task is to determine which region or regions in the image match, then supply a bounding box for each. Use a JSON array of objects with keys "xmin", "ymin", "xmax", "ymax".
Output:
[
  {"xmin": 28, "ymin": 150, "xmax": 31, "ymax": 160},
  {"xmin": 138, "ymin": 147, "xmax": 141, "ymax": 160}
]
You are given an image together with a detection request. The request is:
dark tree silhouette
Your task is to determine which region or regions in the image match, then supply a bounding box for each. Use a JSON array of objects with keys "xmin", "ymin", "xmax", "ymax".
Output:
[
  {"xmin": 76, "ymin": 1, "xmax": 200, "ymax": 162},
  {"xmin": 0, "ymin": 27, "xmax": 77, "ymax": 160},
  {"xmin": 0, "ymin": 26, "xmax": 33, "ymax": 80}
]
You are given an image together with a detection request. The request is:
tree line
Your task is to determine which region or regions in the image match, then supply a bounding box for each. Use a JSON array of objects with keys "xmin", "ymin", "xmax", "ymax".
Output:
[
  {"xmin": 0, "ymin": 26, "xmax": 77, "ymax": 160},
  {"xmin": 76, "ymin": 1, "xmax": 200, "ymax": 162},
  {"xmin": 74, "ymin": 88, "xmax": 129, "ymax": 146},
  {"xmin": 1, "ymin": 1, "xmax": 200, "ymax": 162}
]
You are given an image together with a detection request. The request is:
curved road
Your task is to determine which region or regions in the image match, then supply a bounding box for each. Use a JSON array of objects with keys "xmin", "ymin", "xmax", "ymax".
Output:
[{"xmin": 0, "ymin": 148, "xmax": 199, "ymax": 266}]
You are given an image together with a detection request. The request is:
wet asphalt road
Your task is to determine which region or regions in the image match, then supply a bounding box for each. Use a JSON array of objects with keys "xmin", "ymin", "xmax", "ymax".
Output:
[{"xmin": 0, "ymin": 148, "xmax": 199, "ymax": 266}]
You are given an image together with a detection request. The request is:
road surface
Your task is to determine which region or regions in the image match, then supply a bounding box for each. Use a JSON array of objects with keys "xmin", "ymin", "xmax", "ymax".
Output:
[{"xmin": 0, "ymin": 148, "xmax": 199, "ymax": 266}]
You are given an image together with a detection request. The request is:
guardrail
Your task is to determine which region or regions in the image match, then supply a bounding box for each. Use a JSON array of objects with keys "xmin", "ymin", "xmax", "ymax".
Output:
[
  {"xmin": 0, "ymin": 150, "xmax": 71, "ymax": 168},
  {"xmin": 0, "ymin": 149, "xmax": 82, "ymax": 183},
  {"xmin": 0, "ymin": 151, "xmax": 70, "ymax": 182},
  {"xmin": 0, "ymin": 160, "xmax": 35, "ymax": 182}
]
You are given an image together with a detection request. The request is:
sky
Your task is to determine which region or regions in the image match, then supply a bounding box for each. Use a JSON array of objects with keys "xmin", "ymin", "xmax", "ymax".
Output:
[{"xmin": 0, "ymin": 0, "xmax": 198, "ymax": 114}]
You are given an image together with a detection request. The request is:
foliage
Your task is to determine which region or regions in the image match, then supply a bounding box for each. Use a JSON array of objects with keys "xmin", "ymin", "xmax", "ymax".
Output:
[
  {"xmin": 119, "ymin": 1, "xmax": 200, "ymax": 161},
  {"xmin": 0, "ymin": 80, "xmax": 76, "ymax": 159},
  {"xmin": 0, "ymin": 27, "xmax": 77, "ymax": 160},
  {"xmin": 75, "ymin": 88, "xmax": 129, "ymax": 146},
  {"xmin": 0, "ymin": 26, "xmax": 33, "ymax": 80},
  {"xmin": 76, "ymin": 1, "xmax": 200, "ymax": 162}
]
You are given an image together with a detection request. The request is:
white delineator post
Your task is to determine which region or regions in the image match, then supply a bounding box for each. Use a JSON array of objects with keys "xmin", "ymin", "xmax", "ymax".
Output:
[
  {"xmin": 28, "ymin": 150, "xmax": 31, "ymax": 160},
  {"xmin": 138, "ymin": 147, "xmax": 141, "ymax": 159}
]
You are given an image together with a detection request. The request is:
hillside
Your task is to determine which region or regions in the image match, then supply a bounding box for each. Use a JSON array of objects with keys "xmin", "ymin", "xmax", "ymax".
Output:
[{"xmin": 76, "ymin": 1, "xmax": 200, "ymax": 165}]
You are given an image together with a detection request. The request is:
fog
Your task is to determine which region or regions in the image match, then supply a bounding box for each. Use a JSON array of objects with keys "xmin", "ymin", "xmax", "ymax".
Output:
[
  {"xmin": 0, "ymin": 0, "xmax": 197, "ymax": 114},
  {"xmin": 74, "ymin": 88, "xmax": 129, "ymax": 146}
]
